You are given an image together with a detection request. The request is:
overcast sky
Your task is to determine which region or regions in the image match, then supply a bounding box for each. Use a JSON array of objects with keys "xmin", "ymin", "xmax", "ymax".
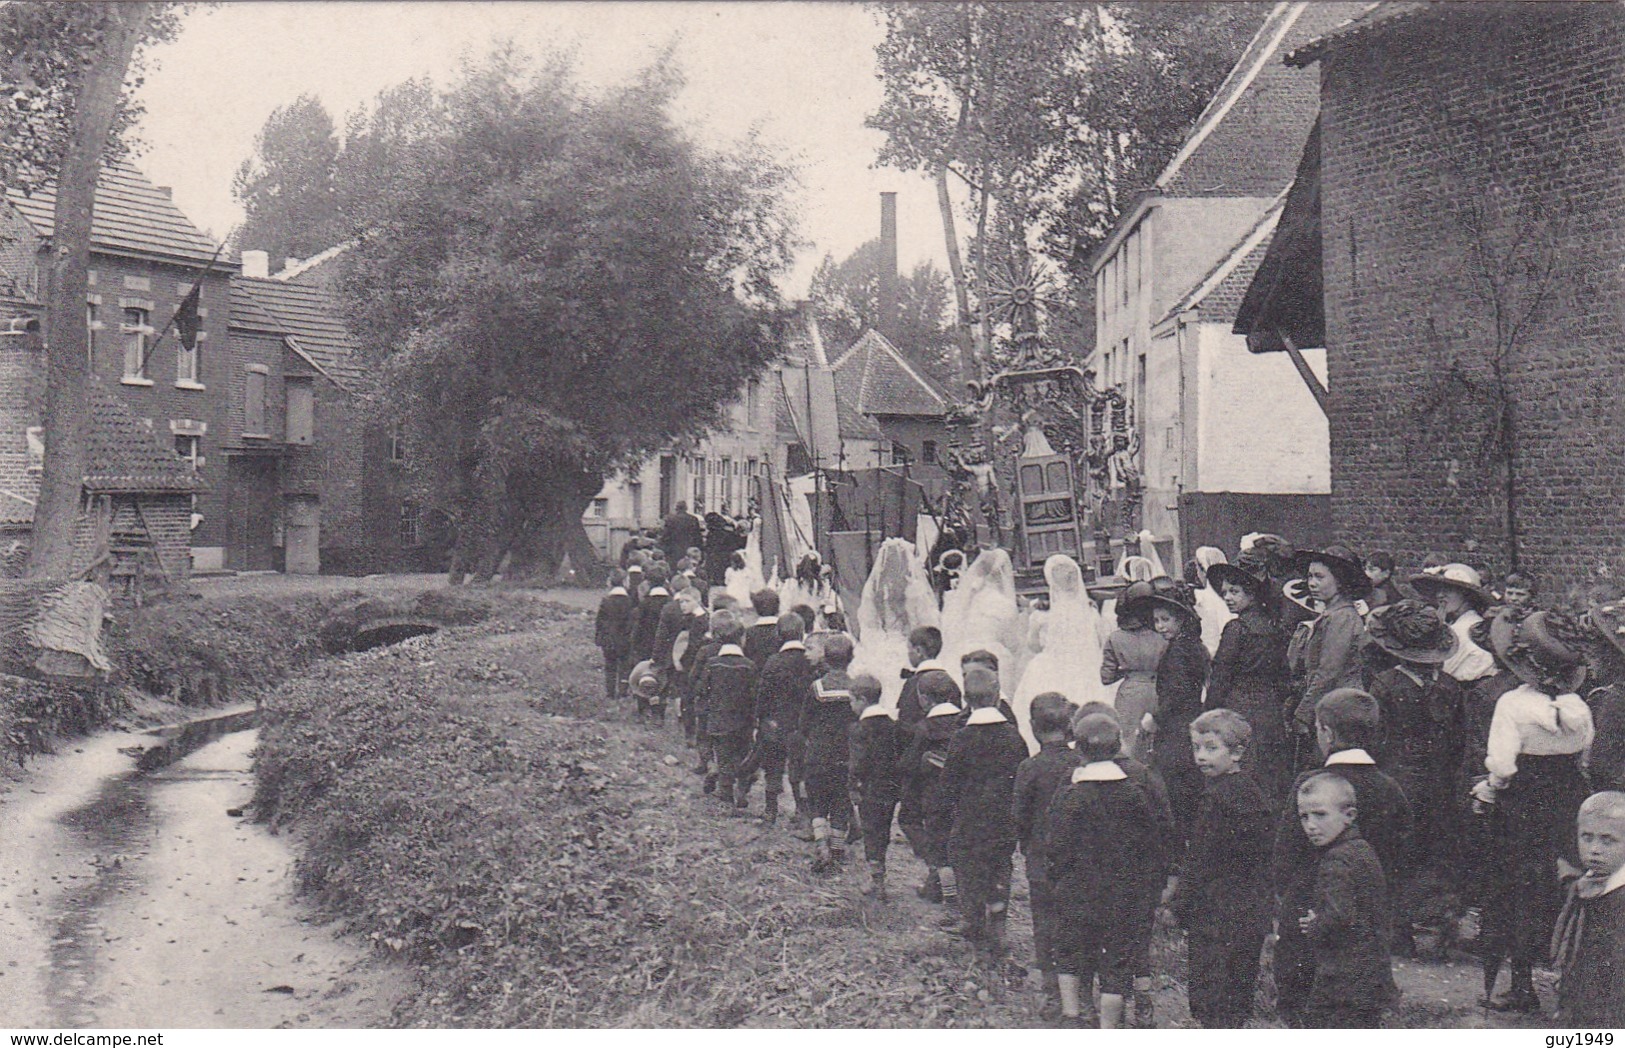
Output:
[{"xmin": 131, "ymin": 1, "xmax": 945, "ymax": 294}]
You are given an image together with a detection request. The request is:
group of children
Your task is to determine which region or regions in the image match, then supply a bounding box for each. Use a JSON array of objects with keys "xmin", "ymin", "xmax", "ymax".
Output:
[{"xmin": 595, "ymin": 546, "xmax": 1625, "ymax": 1029}]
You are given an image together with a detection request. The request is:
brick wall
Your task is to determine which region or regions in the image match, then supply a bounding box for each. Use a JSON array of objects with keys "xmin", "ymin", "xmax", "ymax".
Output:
[{"xmin": 1319, "ymin": 6, "xmax": 1625, "ymax": 591}]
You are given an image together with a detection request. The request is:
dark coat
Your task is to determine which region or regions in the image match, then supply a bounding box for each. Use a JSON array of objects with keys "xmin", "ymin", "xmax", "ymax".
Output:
[
  {"xmin": 1173, "ymin": 771, "xmax": 1273, "ymax": 934},
  {"xmin": 1586, "ymin": 683, "xmax": 1625, "ymax": 792},
  {"xmin": 1012, "ymin": 741, "xmax": 1081, "ymax": 884},
  {"xmin": 629, "ymin": 589, "xmax": 671, "ymax": 662},
  {"xmin": 938, "ymin": 714, "xmax": 1029, "ymax": 854},
  {"xmin": 743, "ymin": 621, "xmax": 781, "ymax": 672},
  {"xmin": 1370, "ymin": 665, "xmax": 1463, "ymax": 857},
  {"xmin": 901, "ymin": 711, "xmax": 961, "ymax": 861},
  {"xmin": 1208, "ymin": 608, "xmax": 1293, "ymax": 802},
  {"xmin": 1273, "ymin": 758, "xmax": 1416, "ymax": 898},
  {"xmin": 1306, "ymin": 827, "xmax": 1395, "ymax": 1012},
  {"xmin": 897, "ymin": 666, "xmax": 959, "ymax": 738},
  {"xmin": 754, "ymin": 645, "xmax": 817, "ymax": 742},
  {"xmin": 651, "ymin": 596, "xmax": 690, "ymax": 670},
  {"xmin": 661, "ymin": 511, "xmax": 703, "ymax": 560},
  {"xmin": 1153, "ymin": 628, "xmax": 1209, "ymax": 840},
  {"xmin": 1558, "ymin": 883, "xmax": 1625, "ymax": 1026},
  {"xmin": 1117, "ymin": 754, "xmax": 1177, "ymax": 878},
  {"xmin": 594, "ymin": 591, "xmax": 634, "ymax": 655},
  {"xmin": 849, "ymin": 712, "xmax": 902, "ymax": 804},
  {"xmin": 696, "ymin": 649, "xmax": 757, "ymax": 736},
  {"xmin": 801, "ymin": 671, "xmax": 857, "ymax": 777},
  {"xmin": 1044, "ymin": 770, "xmax": 1167, "ymax": 921}
]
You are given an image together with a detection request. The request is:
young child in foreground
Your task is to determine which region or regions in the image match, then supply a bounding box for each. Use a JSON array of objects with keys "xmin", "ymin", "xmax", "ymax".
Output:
[
  {"xmin": 1171, "ymin": 708, "xmax": 1272, "ymax": 1028},
  {"xmin": 800, "ymin": 634, "xmax": 859, "ymax": 871},
  {"xmin": 848, "ymin": 673, "xmax": 900, "ymax": 899},
  {"xmin": 1012, "ymin": 693, "xmax": 1080, "ymax": 1005},
  {"xmin": 1554, "ymin": 790, "xmax": 1625, "ymax": 1025},
  {"xmin": 1293, "ymin": 772, "xmax": 1394, "ymax": 1028},
  {"xmin": 938, "ymin": 664, "xmax": 1030, "ymax": 951},
  {"xmin": 1044, "ymin": 711, "xmax": 1165, "ymax": 1028}
]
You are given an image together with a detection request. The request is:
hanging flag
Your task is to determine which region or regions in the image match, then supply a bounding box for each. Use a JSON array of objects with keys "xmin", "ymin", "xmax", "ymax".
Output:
[{"xmin": 173, "ymin": 280, "xmax": 202, "ymax": 351}]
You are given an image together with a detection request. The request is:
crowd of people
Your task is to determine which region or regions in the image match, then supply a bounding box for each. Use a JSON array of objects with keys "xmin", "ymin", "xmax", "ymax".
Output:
[{"xmin": 596, "ymin": 532, "xmax": 1625, "ymax": 1029}]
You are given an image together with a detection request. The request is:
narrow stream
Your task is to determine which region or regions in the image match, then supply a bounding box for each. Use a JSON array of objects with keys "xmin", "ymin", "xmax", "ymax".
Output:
[{"xmin": 0, "ymin": 722, "xmax": 400, "ymax": 1028}]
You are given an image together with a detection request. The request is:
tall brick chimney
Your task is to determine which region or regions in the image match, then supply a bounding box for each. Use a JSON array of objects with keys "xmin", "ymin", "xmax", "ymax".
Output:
[
  {"xmin": 877, "ymin": 192, "xmax": 899, "ymax": 342},
  {"xmin": 241, "ymin": 250, "xmax": 269, "ymax": 279}
]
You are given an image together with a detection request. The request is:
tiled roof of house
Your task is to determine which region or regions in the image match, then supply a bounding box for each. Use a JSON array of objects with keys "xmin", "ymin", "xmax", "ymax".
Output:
[
  {"xmin": 233, "ymin": 275, "xmax": 366, "ymax": 390},
  {"xmin": 1157, "ymin": 196, "xmax": 1284, "ymax": 327},
  {"xmin": 829, "ymin": 328, "xmax": 954, "ymax": 419},
  {"xmin": 1287, "ymin": 2, "xmax": 1431, "ymax": 66},
  {"xmin": 2, "ymin": 380, "xmax": 203, "ymax": 524},
  {"xmin": 1154, "ymin": 2, "xmax": 1366, "ymax": 198},
  {"xmin": 827, "ymin": 360, "xmax": 886, "ymax": 440},
  {"xmin": 7, "ymin": 161, "xmax": 223, "ymax": 266},
  {"xmin": 228, "ymin": 281, "xmax": 287, "ymax": 333}
]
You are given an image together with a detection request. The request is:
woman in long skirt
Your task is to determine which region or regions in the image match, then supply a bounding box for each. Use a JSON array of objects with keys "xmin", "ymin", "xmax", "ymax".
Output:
[{"xmin": 1101, "ymin": 581, "xmax": 1167, "ymax": 762}]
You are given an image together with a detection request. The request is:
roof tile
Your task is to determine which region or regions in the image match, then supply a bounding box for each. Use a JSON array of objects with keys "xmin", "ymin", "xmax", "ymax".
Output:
[
  {"xmin": 7, "ymin": 162, "xmax": 222, "ymax": 265},
  {"xmin": 830, "ymin": 329, "xmax": 953, "ymax": 419},
  {"xmin": 232, "ymin": 275, "xmax": 365, "ymax": 389}
]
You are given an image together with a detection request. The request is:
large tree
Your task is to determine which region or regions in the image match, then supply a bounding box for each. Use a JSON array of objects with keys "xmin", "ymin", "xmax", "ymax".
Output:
[
  {"xmin": 807, "ymin": 239, "xmax": 955, "ymax": 381},
  {"xmin": 336, "ymin": 52, "xmax": 797, "ymax": 583},
  {"xmin": 0, "ymin": 3, "xmax": 184, "ymax": 579},
  {"xmin": 231, "ymin": 93, "xmax": 342, "ymax": 264},
  {"xmin": 868, "ymin": 3, "xmax": 1265, "ymax": 366}
]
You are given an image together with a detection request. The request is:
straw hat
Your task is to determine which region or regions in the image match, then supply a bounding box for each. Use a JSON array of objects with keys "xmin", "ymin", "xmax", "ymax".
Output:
[
  {"xmin": 1365, "ymin": 600, "xmax": 1459, "ymax": 665},
  {"xmin": 1410, "ymin": 563, "xmax": 1493, "ymax": 609},
  {"xmin": 1488, "ymin": 608, "xmax": 1587, "ymax": 693}
]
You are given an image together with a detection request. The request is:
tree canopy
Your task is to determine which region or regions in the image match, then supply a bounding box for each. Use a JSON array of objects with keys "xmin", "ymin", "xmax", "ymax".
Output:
[
  {"xmin": 807, "ymin": 240, "xmax": 955, "ymax": 382},
  {"xmin": 334, "ymin": 52, "xmax": 798, "ymax": 580},
  {"xmin": 231, "ymin": 93, "xmax": 343, "ymax": 263}
]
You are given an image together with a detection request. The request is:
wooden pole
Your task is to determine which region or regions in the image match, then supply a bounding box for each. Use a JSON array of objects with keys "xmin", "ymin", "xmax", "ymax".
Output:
[{"xmin": 1277, "ymin": 327, "xmax": 1328, "ymax": 415}]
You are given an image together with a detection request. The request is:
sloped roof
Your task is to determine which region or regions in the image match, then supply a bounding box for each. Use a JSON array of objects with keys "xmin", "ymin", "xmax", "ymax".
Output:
[
  {"xmin": 228, "ymin": 281, "xmax": 287, "ymax": 333},
  {"xmin": 1154, "ymin": 2, "xmax": 1366, "ymax": 198},
  {"xmin": 7, "ymin": 162, "xmax": 223, "ymax": 266},
  {"xmin": 3, "ymin": 380, "xmax": 203, "ymax": 525},
  {"xmin": 232, "ymin": 275, "xmax": 365, "ymax": 389},
  {"xmin": 1288, "ymin": 2, "xmax": 1431, "ymax": 65},
  {"xmin": 829, "ymin": 328, "xmax": 954, "ymax": 419},
  {"xmin": 826, "ymin": 361, "xmax": 886, "ymax": 440},
  {"xmin": 1157, "ymin": 195, "xmax": 1284, "ymax": 327},
  {"xmin": 274, "ymin": 241, "xmax": 355, "ymax": 284}
]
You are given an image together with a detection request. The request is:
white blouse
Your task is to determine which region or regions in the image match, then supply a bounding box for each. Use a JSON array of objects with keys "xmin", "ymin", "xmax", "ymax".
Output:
[
  {"xmin": 1484, "ymin": 683, "xmax": 1594, "ymax": 788},
  {"xmin": 1443, "ymin": 610, "xmax": 1497, "ymax": 683}
]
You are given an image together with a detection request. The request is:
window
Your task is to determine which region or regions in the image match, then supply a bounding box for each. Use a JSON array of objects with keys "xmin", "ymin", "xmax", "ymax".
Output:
[
  {"xmin": 122, "ymin": 307, "xmax": 152, "ymax": 382},
  {"xmin": 174, "ymin": 433, "xmax": 203, "ymax": 469},
  {"xmin": 746, "ymin": 379, "xmax": 761, "ymax": 423},
  {"xmin": 286, "ymin": 378, "xmax": 314, "ymax": 445},
  {"xmin": 589, "ymin": 497, "xmax": 607, "ymax": 518},
  {"xmin": 892, "ymin": 443, "xmax": 911, "ymax": 466},
  {"xmin": 746, "ymin": 457, "xmax": 758, "ymax": 478},
  {"xmin": 175, "ymin": 322, "xmax": 200, "ymax": 387},
  {"xmin": 244, "ymin": 368, "xmax": 267, "ymax": 436},
  {"xmin": 86, "ymin": 300, "xmax": 102, "ymax": 361},
  {"xmin": 720, "ymin": 457, "xmax": 733, "ymax": 510},
  {"xmin": 398, "ymin": 501, "xmax": 422, "ymax": 547},
  {"xmin": 922, "ymin": 440, "xmax": 938, "ymax": 465},
  {"xmin": 387, "ymin": 422, "xmax": 407, "ymax": 462}
]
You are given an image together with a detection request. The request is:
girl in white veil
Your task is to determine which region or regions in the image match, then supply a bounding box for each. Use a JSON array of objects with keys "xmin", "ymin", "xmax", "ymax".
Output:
[
  {"xmin": 1191, "ymin": 545, "xmax": 1236, "ymax": 655},
  {"xmin": 1012, "ymin": 554, "xmax": 1106, "ymax": 748}
]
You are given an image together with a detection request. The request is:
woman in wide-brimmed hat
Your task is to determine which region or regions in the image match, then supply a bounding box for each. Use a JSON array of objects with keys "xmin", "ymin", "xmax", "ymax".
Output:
[
  {"xmin": 1364, "ymin": 600, "xmax": 1466, "ymax": 954},
  {"xmin": 1469, "ymin": 607, "xmax": 1595, "ymax": 1012},
  {"xmin": 1205, "ymin": 558, "xmax": 1293, "ymax": 804},
  {"xmin": 1139, "ymin": 578, "xmax": 1208, "ymax": 848},
  {"xmin": 1100, "ymin": 580, "xmax": 1167, "ymax": 761},
  {"xmin": 1288, "ymin": 545, "xmax": 1370, "ymax": 769},
  {"xmin": 1412, "ymin": 563, "xmax": 1498, "ymax": 685}
]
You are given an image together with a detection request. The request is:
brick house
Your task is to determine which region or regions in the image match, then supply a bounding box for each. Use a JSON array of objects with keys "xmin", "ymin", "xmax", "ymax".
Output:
[
  {"xmin": 0, "ymin": 162, "xmax": 231, "ymax": 573},
  {"xmin": 1087, "ymin": 2, "xmax": 1360, "ymax": 564},
  {"xmin": 827, "ymin": 327, "xmax": 956, "ymax": 491},
  {"xmin": 229, "ymin": 249, "xmax": 438, "ymax": 574},
  {"xmin": 1, "ymin": 338, "xmax": 202, "ymax": 586},
  {"xmin": 1236, "ymin": 2, "xmax": 1625, "ymax": 591}
]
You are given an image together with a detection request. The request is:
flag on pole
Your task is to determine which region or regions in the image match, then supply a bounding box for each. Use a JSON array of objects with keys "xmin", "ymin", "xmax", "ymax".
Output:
[{"xmin": 173, "ymin": 280, "xmax": 201, "ymax": 351}]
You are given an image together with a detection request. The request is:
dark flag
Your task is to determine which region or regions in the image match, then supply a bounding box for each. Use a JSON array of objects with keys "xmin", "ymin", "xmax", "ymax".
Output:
[{"xmin": 174, "ymin": 280, "xmax": 202, "ymax": 351}]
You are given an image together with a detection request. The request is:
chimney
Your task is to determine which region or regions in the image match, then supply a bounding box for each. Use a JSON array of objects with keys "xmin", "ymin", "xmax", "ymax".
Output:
[
  {"xmin": 877, "ymin": 192, "xmax": 899, "ymax": 342},
  {"xmin": 284, "ymin": 257, "xmax": 299, "ymax": 274},
  {"xmin": 241, "ymin": 250, "xmax": 269, "ymax": 279}
]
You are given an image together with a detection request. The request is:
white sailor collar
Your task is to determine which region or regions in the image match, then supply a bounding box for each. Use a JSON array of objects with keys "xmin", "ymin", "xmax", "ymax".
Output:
[
  {"xmin": 608, "ymin": 586, "xmax": 627, "ymax": 596},
  {"xmin": 780, "ymin": 640, "xmax": 806, "ymax": 653},
  {"xmin": 926, "ymin": 702, "xmax": 962, "ymax": 718},
  {"xmin": 717, "ymin": 644, "xmax": 745, "ymax": 658},
  {"xmin": 860, "ymin": 704, "xmax": 894, "ymax": 721},
  {"xmin": 965, "ymin": 707, "xmax": 1006, "ymax": 726},
  {"xmin": 913, "ymin": 660, "xmax": 948, "ymax": 675},
  {"xmin": 1604, "ymin": 864, "xmax": 1625, "ymax": 896},
  {"xmin": 1325, "ymin": 748, "xmax": 1376, "ymax": 766},
  {"xmin": 1072, "ymin": 761, "xmax": 1127, "ymax": 782},
  {"xmin": 648, "ymin": 587, "xmax": 670, "ymax": 597}
]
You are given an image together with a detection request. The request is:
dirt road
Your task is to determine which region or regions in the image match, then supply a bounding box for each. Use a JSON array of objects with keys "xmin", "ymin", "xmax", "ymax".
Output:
[{"xmin": 0, "ymin": 726, "xmax": 402, "ymax": 1028}]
